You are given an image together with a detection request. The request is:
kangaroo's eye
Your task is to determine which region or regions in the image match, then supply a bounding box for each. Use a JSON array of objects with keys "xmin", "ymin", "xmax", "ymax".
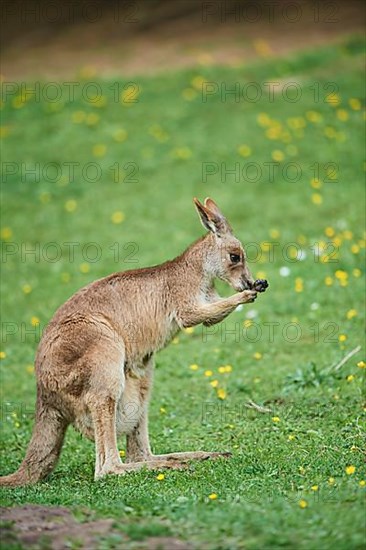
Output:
[{"xmin": 230, "ymin": 253, "xmax": 241, "ymax": 264}]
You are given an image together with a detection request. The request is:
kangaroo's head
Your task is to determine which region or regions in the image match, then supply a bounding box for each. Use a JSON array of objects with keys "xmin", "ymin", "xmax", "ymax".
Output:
[{"xmin": 194, "ymin": 197, "xmax": 254, "ymax": 292}]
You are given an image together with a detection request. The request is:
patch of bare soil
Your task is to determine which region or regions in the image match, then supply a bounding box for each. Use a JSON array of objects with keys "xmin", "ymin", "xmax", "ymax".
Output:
[
  {"xmin": 1, "ymin": 0, "xmax": 364, "ymax": 80},
  {"xmin": 0, "ymin": 505, "xmax": 191, "ymax": 550}
]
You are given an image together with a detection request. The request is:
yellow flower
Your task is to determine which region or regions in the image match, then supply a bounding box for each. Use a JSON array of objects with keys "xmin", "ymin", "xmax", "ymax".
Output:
[
  {"xmin": 184, "ymin": 327, "xmax": 194, "ymax": 334},
  {"xmin": 189, "ymin": 364, "xmax": 199, "ymax": 371},
  {"xmin": 61, "ymin": 272, "xmax": 71, "ymax": 283},
  {"xmin": 91, "ymin": 96, "xmax": 107, "ymax": 109},
  {"xmin": 238, "ymin": 144, "xmax": 252, "ymax": 158},
  {"xmin": 324, "ymin": 227, "xmax": 335, "ymax": 237},
  {"xmin": 64, "ymin": 199, "xmax": 77, "ymax": 212},
  {"xmin": 1, "ymin": 227, "xmax": 12, "ymax": 240},
  {"xmin": 309, "ymin": 178, "xmax": 322, "ymax": 191},
  {"xmin": 224, "ymin": 365, "xmax": 232, "ymax": 373},
  {"xmin": 113, "ymin": 128, "xmax": 128, "ymax": 142},
  {"xmin": 217, "ymin": 388, "xmax": 227, "ymax": 400},
  {"xmin": 86, "ymin": 113, "xmax": 100, "ymax": 126},
  {"xmin": 324, "ymin": 126, "xmax": 337, "ymax": 138},
  {"xmin": 197, "ymin": 53, "xmax": 213, "ymax": 66},
  {"xmin": 345, "ymin": 465, "xmax": 356, "ymax": 475},
  {"xmin": 352, "ymin": 268, "xmax": 361, "ymax": 277},
  {"xmin": 253, "ymin": 39, "xmax": 272, "ymax": 57},
  {"xmin": 31, "ymin": 316, "xmax": 40, "ymax": 326},
  {"xmin": 79, "ymin": 65, "xmax": 97, "ymax": 79},
  {"xmin": 71, "ymin": 110, "xmax": 86, "ymax": 123},
  {"xmin": 271, "ymin": 150, "xmax": 285, "ymax": 162},
  {"xmin": 324, "ymin": 276, "xmax": 333, "ymax": 286},
  {"xmin": 269, "ymin": 228, "xmax": 280, "ymax": 239},
  {"xmin": 325, "ymin": 93, "xmax": 340, "ymax": 106},
  {"xmin": 191, "ymin": 76, "xmax": 206, "ymax": 90},
  {"xmin": 311, "ymin": 193, "xmax": 322, "ymax": 205},
  {"xmin": 348, "ymin": 98, "xmax": 361, "ymax": 110},
  {"xmin": 160, "ymin": 407, "xmax": 166, "ymax": 414},
  {"xmin": 306, "ymin": 111, "xmax": 322, "ymax": 123},
  {"xmin": 256, "ymin": 271, "xmax": 266, "ymax": 279},
  {"xmin": 272, "ymin": 416, "xmax": 280, "ymax": 423},
  {"xmin": 26, "ymin": 364, "xmax": 34, "ymax": 374},
  {"xmin": 172, "ymin": 147, "xmax": 192, "ymax": 160},
  {"xmin": 346, "ymin": 309, "xmax": 357, "ymax": 320},
  {"xmin": 295, "ymin": 277, "xmax": 304, "ymax": 292},
  {"xmin": 288, "ymin": 434, "xmax": 295, "ymax": 441},
  {"xmin": 111, "ymin": 211, "xmax": 125, "ymax": 224},
  {"xmin": 156, "ymin": 473, "xmax": 165, "ymax": 480},
  {"xmin": 0, "ymin": 126, "xmax": 10, "ymax": 138},
  {"xmin": 359, "ymin": 480, "xmax": 366, "ymax": 487},
  {"xmin": 336, "ymin": 109, "xmax": 349, "ymax": 121},
  {"xmin": 351, "ymin": 244, "xmax": 360, "ymax": 254},
  {"xmin": 79, "ymin": 263, "xmax": 90, "ymax": 274},
  {"xmin": 328, "ymin": 477, "xmax": 335, "ymax": 485},
  {"xmin": 311, "ymin": 485, "xmax": 319, "ymax": 492},
  {"xmin": 182, "ymin": 88, "xmax": 197, "ymax": 101},
  {"xmin": 253, "ymin": 352, "xmax": 262, "ymax": 360},
  {"xmin": 357, "ymin": 361, "xmax": 365, "ymax": 369},
  {"xmin": 299, "ymin": 466, "xmax": 306, "ymax": 474},
  {"xmin": 119, "ymin": 450, "xmax": 125, "ymax": 457},
  {"xmin": 40, "ymin": 192, "xmax": 51, "ymax": 204},
  {"xmin": 0, "ymin": 351, "xmax": 6, "ymax": 359},
  {"xmin": 338, "ymin": 334, "xmax": 347, "ymax": 342},
  {"xmin": 208, "ymin": 493, "xmax": 218, "ymax": 500},
  {"xmin": 210, "ymin": 380, "xmax": 219, "ymax": 388},
  {"xmin": 335, "ymin": 270, "xmax": 348, "ymax": 280},
  {"xmin": 218, "ymin": 366, "xmax": 226, "ymax": 374},
  {"xmin": 243, "ymin": 319, "xmax": 253, "ymax": 328},
  {"xmin": 257, "ymin": 113, "xmax": 271, "ymax": 127},
  {"xmin": 22, "ymin": 284, "xmax": 32, "ymax": 294},
  {"xmin": 121, "ymin": 84, "xmax": 140, "ymax": 105},
  {"xmin": 342, "ymin": 230, "xmax": 353, "ymax": 240},
  {"xmin": 266, "ymin": 127, "xmax": 281, "ymax": 140},
  {"xmin": 204, "ymin": 370, "xmax": 213, "ymax": 377},
  {"xmin": 346, "ymin": 375, "xmax": 354, "ymax": 382},
  {"xmin": 299, "ymin": 499, "xmax": 308, "ymax": 509},
  {"xmin": 172, "ymin": 337, "xmax": 179, "ymax": 344},
  {"xmin": 92, "ymin": 144, "xmax": 107, "ymax": 157}
]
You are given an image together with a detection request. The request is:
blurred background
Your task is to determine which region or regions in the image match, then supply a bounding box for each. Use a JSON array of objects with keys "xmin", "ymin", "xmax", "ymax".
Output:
[{"xmin": 1, "ymin": 0, "xmax": 364, "ymax": 79}]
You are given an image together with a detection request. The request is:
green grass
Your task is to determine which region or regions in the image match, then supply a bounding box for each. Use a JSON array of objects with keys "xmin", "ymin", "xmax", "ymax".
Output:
[{"xmin": 1, "ymin": 35, "xmax": 365, "ymax": 549}]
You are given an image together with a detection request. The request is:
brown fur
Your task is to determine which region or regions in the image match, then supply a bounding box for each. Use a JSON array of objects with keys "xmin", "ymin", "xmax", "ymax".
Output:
[{"xmin": 0, "ymin": 198, "xmax": 264, "ymax": 486}]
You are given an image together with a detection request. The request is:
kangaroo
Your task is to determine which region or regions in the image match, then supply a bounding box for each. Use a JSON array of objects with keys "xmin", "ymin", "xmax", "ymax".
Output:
[{"xmin": 0, "ymin": 198, "xmax": 268, "ymax": 486}]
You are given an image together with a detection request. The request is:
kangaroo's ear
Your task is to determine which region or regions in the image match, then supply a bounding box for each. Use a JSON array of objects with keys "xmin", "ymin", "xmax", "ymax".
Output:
[{"xmin": 193, "ymin": 197, "xmax": 232, "ymax": 236}]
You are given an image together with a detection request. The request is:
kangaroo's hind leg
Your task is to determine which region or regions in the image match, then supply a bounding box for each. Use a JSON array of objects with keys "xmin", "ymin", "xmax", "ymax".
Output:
[
  {"xmin": 125, "ymin": 355, "xmax": 231, "ymax": 467},
  {"xmin": 82, "ymin": 340, "xmax": 127, "ymax": 479}
]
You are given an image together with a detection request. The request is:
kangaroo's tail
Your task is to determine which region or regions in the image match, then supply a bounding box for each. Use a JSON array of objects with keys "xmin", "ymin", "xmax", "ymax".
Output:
[{"xmin": 0, "ymin": 402, "xmax": 68, "ymax": 487}]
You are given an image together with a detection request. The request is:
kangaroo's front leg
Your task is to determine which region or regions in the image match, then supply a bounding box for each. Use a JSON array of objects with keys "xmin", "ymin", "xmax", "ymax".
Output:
[{"xmin": 181, "ymin": 289, "xmax": 257, "ymax": 327}]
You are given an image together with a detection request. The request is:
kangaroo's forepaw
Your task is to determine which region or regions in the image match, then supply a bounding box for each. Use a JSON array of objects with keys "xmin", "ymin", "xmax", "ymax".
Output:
[{"xmin": 253, "ymin": 279, "xmax": 269, "ymax": 293}]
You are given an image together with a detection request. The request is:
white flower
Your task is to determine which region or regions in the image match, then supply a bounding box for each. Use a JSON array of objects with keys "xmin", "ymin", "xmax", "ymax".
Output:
[
  {"xmin": 310, "ymin": 302, "xmax": 319, "ymax": 310},
  {"xmin": 246, "ymin": 309, "xmax": 258, "ymax": 319},
  {"xmin": 279, "ymin": 266, "xmax": 290, "ymax": 277},
  {"xmin": 235, "ymin": 304, "xmax": 244, "ymax": 312},
  {"xmin": 296, "ymin": 250, "xmax": 307, "ymax": 261}
]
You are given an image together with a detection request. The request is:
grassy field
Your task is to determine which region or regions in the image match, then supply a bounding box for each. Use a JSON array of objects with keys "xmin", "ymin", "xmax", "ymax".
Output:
[{"xmin": 0, "ymin": 35, "xmax": 365, "ymax": 549}]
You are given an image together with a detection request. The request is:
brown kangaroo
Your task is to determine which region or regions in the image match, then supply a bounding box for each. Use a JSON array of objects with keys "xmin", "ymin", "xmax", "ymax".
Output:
[{"xmin": 0, "ymin": 198, "xmax": 268, "ymax": 486}]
